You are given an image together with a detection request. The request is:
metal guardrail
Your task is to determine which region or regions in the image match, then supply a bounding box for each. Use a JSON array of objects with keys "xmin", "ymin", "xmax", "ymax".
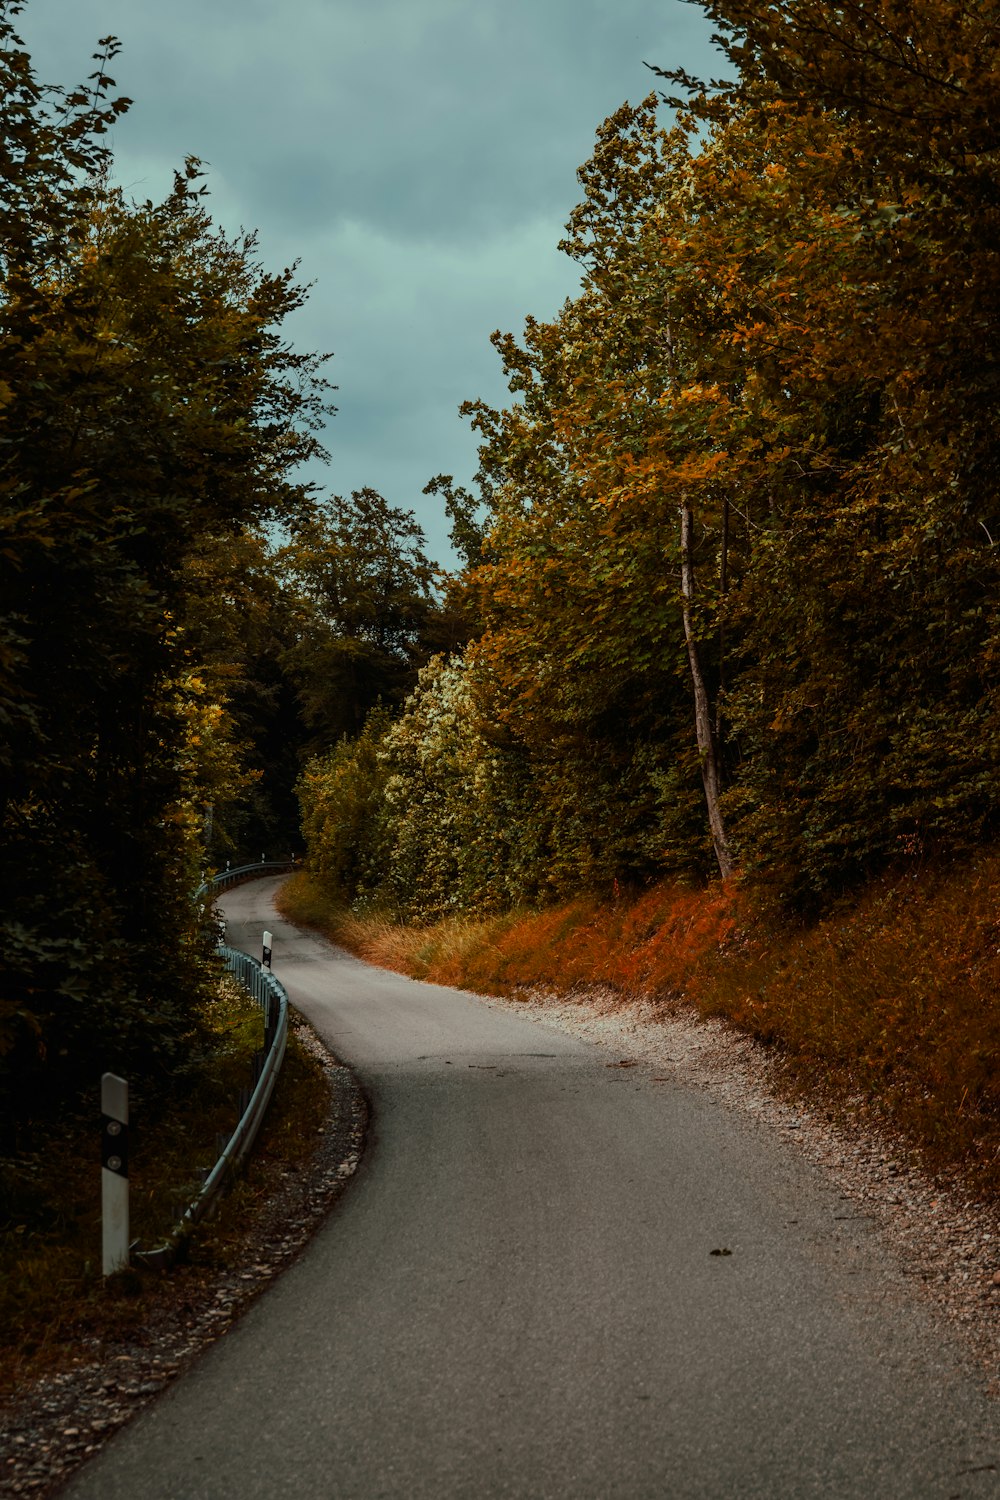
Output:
[
  {"xmin": 195, "ymin": 859, "xmax": 298, "ymax": 904},
  {"xmin": 137, "ymin": 873, "xmax": 293, "ymax": 1270}
]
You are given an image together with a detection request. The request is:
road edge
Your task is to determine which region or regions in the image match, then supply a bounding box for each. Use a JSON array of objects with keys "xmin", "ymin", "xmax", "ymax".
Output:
[{"xmin": 0, "ymin": 1012, "xmax": 367, "ymax": 1500}]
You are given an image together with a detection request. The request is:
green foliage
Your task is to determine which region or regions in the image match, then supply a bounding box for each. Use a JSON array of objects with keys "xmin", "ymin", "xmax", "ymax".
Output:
[
  {"xmin": 297, "ymin": 660, "xmax": 514, "ymax": 921},
  {"xmin": 373, "ymin": 657, "xmax": 540, "ymax": 919},
  {"xmin": 422, "ymin": 473, "xmax": 490, "ymax": 572},
  {"xmin": 0, "ymin": 16, "xmax": 331, "ymax": 1117},
  {"xmin": 297, "ymin": 654, "xmax": 708, "ymax": 923},
  {"xmin": 278, "ymin": 488, "xmax": 444, "ymax": 749},
  {"xmin": 297, "ymin": 711, "xmax": 391, "ymax": 906},
  {"xmin": 182, "ymin": 528, "xmax": 311, "ymax": 862}
]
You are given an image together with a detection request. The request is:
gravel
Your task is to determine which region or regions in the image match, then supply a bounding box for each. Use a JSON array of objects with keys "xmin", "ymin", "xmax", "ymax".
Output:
[{"xmin": 4, "ymin": 979, "xmax": 999, "ymax": 1495}]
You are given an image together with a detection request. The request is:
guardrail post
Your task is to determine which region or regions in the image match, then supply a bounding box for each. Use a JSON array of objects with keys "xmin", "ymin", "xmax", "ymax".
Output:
[{"xmin": 101, "ymin": 1073, "xmax": 129, "ymax": 1276}]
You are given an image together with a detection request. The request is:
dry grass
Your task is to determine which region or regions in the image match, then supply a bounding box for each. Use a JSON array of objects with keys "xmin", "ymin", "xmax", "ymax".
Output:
[
  {"xmin": 276, "ymin": 875, "xmax": 736, "ymax": 998},
  {"xmin": 278, "ymin": 855, "xmax": 1000, "ymax": 1194}
]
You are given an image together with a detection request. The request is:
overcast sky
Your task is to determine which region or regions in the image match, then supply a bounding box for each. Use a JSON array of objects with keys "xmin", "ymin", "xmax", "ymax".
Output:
[{"xmin": 16, "ymin": 0, "xmax": 719, "ymax": 561}]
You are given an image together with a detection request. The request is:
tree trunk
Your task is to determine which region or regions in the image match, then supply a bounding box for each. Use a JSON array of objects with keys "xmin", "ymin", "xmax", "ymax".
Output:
[{"xmin": 679, "ymin": 501, "xmax": 735, "ymax": 881}]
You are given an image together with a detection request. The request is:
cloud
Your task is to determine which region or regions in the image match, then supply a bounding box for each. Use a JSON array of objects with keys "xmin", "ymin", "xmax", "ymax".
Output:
[
  {"xmin": 16, "ymin": 0, "xmax": 720, "ymax": 558},
  {"xmin": 286, "ymin": 213, "xmax": 579, "ymax": 541}
]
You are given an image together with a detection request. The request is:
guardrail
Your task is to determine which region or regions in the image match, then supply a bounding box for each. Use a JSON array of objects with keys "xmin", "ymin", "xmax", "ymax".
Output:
[
  {"xmin": 137, "ymin": 871, "xmax": 293, "ymax": 1270},
  {"xmin": 195, "ymin": 859, "xmax": 298, "ymax": 904}
]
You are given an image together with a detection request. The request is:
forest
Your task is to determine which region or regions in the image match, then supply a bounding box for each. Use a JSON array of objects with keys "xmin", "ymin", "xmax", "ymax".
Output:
[
  {"xmin": 302, "ymin": 0, "xmax": 1000, "ymax": 918},
  {"xmin": 3, "ymin": 0, "xmax": 1000, "ymax": 1188}
]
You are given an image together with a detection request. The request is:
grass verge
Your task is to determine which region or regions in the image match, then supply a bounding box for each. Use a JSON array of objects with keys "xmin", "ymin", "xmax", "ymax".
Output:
[
  {"xmin": 0, "ymin": 978, "xmax": 329, "ymax": 1394},
  {"xmin": 277, "ymin": 855, "xmax": 1000, "ymax": 1195}
]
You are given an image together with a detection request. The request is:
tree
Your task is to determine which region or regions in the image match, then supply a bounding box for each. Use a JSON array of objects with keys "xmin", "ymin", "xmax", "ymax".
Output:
[
  {"xmin": 648, "ymin": 1, "xmax": 1000, "ymax": 897},
  {"xmin": 181, "ymin": 527, "xmax": 310, "ymax": 863},
  {"xmin": 451, "ymin": 70, "xmax": 1000, "ymax": 901},
  {"xmin": 458, "ymin": 101, "xmax": 736, "ymax": 887},
  {"xmin": 679, "ymin": 502, "xmax": 733, "ymax": 879},
  {"xmin": 0, "ymin": 14, "xmax": 333, "ymax": 1114},
  {"xmin": 422, "ymin": 472, "xmax": 490, "ymax": 571},
  {"xmin": 279, "ymin": 488, "xmax": 444, "ymax": 748},
  {"xmin": 303, "ymin": 1, "xmax": 1000, "ymax": 917}
]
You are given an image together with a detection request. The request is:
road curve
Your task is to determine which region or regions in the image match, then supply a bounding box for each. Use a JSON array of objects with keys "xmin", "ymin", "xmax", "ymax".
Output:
[{"xmin": 63, "ymin": 876, "xmax": 1000, "ymax": 1499}]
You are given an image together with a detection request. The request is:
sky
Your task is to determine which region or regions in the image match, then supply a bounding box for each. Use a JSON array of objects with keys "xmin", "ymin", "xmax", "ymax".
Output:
[{"xmin": 15, "ymin": 0, "xmax": 720, "ymax": 561}]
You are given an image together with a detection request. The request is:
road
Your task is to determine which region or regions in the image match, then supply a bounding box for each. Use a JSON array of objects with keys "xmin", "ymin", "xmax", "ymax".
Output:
[{"xmin": 63, "ymin": 876, "xmax": 1000, "ymax": 1498}]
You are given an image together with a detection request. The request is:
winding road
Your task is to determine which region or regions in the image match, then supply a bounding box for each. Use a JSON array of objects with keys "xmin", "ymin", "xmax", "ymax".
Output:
[{"xmin": 63, "ymin": 876, "xmax": 1000, "ymax": 1498}]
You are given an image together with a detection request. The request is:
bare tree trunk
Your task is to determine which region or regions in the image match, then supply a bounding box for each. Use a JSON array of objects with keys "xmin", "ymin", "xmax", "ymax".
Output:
[{"xmin": 679, "ymin": 501, "xmax": 735, "ymax": 881}]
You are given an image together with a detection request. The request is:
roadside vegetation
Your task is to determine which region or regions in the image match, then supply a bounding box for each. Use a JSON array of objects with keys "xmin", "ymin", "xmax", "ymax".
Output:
[
  {"xmin": 0, "ymin": 7, "xmax": 448, "ymax": 1357},
  {"xmin": 280, "ymin": 857, "xmax": 1000, "ymax": 1195},
  {"xmin": 6, "ymin": 0, "xmax": 1000, "ymax": 1379},
  {"xmin": 0, "ymin": 988, "xmax": 328, "ymax": 1397},
  {"xmin": 285, "ymin": 0, "xmax": 1000, "ymax": 1202}
]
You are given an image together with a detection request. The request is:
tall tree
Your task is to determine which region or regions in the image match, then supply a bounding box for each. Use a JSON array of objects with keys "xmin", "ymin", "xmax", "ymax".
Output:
[
  {"xmin": 304, "ymin": 2, "xmax": 1000, "ymax": 916},
  {"xmin": 648, "ymin": 1, "xmax": 1000, "ymax": 897},
  {"xmin": 0, "ymin": 13, "xmax": 333, "ymax": 1111}
]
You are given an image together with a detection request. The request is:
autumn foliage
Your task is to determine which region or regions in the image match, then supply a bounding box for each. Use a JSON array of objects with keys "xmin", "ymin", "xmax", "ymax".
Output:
[
  {"xmin": 291, "ymin": 0, "xmax": 1000, "ymax": 1184},
  {"xmin": 7, "ymin": 0, "xmax": 1000, "ymax": 1182},
  {"xmin": 301, "ymin": 0, "xmax": 1000, "ymax": 916},
  {"xmin": 281, "ymin": 851, "xmax": 1000, "ymax": 1191}
]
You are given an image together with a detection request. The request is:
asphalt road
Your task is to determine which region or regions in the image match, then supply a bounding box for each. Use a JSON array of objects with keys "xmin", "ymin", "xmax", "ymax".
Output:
[{"xmin": 63, "ymin": 876, "xmax": 1000, "ymax": 1498}]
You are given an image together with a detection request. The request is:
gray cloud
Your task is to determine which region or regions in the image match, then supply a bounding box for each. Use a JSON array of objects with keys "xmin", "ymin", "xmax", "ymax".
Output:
[{"xmin": 16, "ymin": 0, "xmax": 719, "ymax": 558}]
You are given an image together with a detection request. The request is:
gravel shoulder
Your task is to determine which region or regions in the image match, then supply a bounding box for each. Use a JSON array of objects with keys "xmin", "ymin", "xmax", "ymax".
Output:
[{"xmin": 4, "ymin": 974, "xmax": 999, "ymax": 1495}]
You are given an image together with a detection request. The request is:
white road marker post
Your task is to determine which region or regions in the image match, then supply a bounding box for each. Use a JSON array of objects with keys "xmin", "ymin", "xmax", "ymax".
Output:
[
  {"xmin": 101, "ymin": 1072, "xmax": 129, "ymax": 1277},
  {"xmin": 262, "ymin": 930, "xmax": 273, "ymax": 969}
]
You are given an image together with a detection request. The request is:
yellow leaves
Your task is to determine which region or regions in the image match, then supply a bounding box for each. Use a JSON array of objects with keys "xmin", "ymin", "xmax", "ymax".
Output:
[
  {"xmin": 164, "ymin": 805, "xmax": 195, "ymax": 828},
  {"xmin": 669, "ymin": 449, "xmax": 736, "ymax": 486}
]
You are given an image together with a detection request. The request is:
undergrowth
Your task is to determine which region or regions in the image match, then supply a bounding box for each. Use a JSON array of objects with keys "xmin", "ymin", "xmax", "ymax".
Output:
[
  {"xmin": 0, "ymin": 976, "xmax": 327, "ymax": 1389},
  {"xmin": 278, "ymin": 852, "xmax": 1000, "ymax": 1195}
]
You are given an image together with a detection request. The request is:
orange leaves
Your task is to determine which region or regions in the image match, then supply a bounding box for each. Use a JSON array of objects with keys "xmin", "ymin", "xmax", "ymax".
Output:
[
  {"xmin": 670, "ymin": 451, "xmax": 731, "ymax": 486},
  {"xmin": 340, "ymin": 14, "xmax": 1000, "ymax": 917}
]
